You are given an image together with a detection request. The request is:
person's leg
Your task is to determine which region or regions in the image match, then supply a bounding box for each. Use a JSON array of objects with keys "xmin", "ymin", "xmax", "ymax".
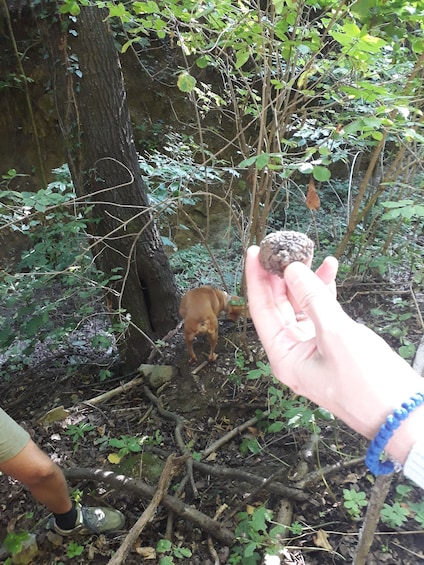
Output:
[
  {"xmin": 0, "ymin": 408, "xmax": 125, "ymax": 534},
  {"xmin": 0, "ymin": 439, "xmax": 73, "ymax": 514}
]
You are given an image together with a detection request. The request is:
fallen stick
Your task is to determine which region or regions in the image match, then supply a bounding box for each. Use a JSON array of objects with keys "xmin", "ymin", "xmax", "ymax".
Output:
[
  {"xmin": 292, "ymin": 455, "xmax": 365, "ymax": 489},
  {"xmin": 37, "ymin": 377, "xmax": 146, "ymax": 424},
  {"xmin": 202, "ymin": 412, "xmax": 268, "ymax": 458},
  {"xmin": 354, "ymin": 473, "xmax": 394, "ymax": 565},
  {"xmin": 143, "ymin": 385, "xmax": 198, "ymax": 496},
  {"xmin": 147, "ymin": 444, "xmax": 309, "ymax": 501},
  {"xmin": 107, "ymin": 454, "xmax": 188, "ymax": 565},
  {"xmin": 191, "ymin": 359, "xmax": 209, "ymax": 375},
  {"xmin": 192, "ymin": 459, "xmax": 308, "ymax": 502},
  {"xmin": 64, "ymin": 467, "xmax": 234, "ymax": 545},
  {"xmin": 84, "ymin": 377, "xmax": 144, "ymax": 406}
]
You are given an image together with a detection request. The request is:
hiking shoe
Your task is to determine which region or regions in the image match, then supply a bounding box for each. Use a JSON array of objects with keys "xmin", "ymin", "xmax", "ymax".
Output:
[{"xmin": 49, "ymin": 504, "xmax": 125, "ymax": 535}]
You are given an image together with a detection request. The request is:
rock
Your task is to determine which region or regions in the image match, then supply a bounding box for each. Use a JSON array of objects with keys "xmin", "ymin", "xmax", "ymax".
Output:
[
  {"xmin": 138, "ymin": 364, "xmax": 176, "ymax": 388},
  {"xmin": 11, "ymin": 534, "xmax": 39, "ymax": 565}
]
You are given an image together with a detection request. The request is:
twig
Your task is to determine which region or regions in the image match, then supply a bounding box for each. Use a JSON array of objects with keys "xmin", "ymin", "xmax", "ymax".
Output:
[
  {"xmin": 64, "ymin": 467, "xmax": 234, "ymax": 545},
  {"xmin": 208, "ymin": 504, "xmax": 228, "ymax": 565},
  {"xmin": 83, "ymin": 376, "xmax": 144, "ymax": 406},
  {"xmin": 224, "ymin": 466, "xmax": 299, "ymax": 523},
  {"xmin": 107, "ymin": 453, "xmax": 187, "ymax": 565},
  {"xmin": 202, "ymin": 412, "xmax": 268, "ymax": 458},
  {"xmin": 191, "ymin": 359, "xmax": 209, "ymax": 375},
  {"xmin": 175, "ymin": 418, "xmax": 198, "ymax": 497},
  {"xmin": 164, "ymin": 475, "xmax": 190, "ymax": 541},
  {"xmin": 292, "ymin": 456, "xmax": 365, "ymax": 489},
  {"xmin": 410, "ymin": 283, "xmax": 424, "ymax": 329},
  {"xmin": 192, "ymin": 459, "xmax": 308, "ymax": 501},
  {"xmin": 354, "ymin": 473, "xmax": 394, "ymax": 565},
  {"xmin": 147, "ymin": 321, "xmax": 183, "ymax": 364},
  {"xmin": 147, "ymin": 444, "xmax": 308, "ymax": 500},
  {"xmin": 143, "ymin": 385, "xmax": 198, "ymax": 496},
  {"xmin": 37, "ymin": 376, "xmax": 145, "ymax": 422}
]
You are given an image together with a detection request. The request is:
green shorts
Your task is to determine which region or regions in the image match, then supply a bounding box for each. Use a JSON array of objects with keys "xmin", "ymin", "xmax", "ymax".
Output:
[{"xmin": 0, "ymin": 408, "xmax": 30, "ymax": 463}]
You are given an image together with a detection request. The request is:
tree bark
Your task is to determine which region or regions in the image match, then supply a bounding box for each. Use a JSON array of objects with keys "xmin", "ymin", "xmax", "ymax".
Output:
[{"xmin": 38, "ymin": 4, "xmax": 180, "ymax": 370}]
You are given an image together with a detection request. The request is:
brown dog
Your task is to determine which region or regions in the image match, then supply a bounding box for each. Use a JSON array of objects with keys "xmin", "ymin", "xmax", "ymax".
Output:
[{"xmin": 179, "ymin": 286, "xmax": 247, "ymax": 363}]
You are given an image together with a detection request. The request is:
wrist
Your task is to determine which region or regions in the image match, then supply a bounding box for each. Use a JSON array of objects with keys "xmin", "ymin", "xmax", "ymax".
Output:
[
  {"xmin": 365, "ymin": 394, "xmax": 424, "ymax": 477},
  {"xmin": 338, "ymin": 350, "xmax": 424, "ymax": 453},
  {"xmin": 385, "ymin": 403, "xmax": 424, "ymax": 464}
]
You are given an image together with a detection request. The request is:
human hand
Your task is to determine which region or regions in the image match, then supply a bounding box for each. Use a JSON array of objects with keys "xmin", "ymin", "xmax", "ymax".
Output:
[{"xmin": 246, "ymin": 246, "xmax": 423, "ymax": 461}]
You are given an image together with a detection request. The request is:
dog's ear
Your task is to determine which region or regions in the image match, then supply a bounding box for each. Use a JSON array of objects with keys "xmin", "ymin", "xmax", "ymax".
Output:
[{"xmin": 227, "ymin": 296, "xmax": 249, "ymax": 321}]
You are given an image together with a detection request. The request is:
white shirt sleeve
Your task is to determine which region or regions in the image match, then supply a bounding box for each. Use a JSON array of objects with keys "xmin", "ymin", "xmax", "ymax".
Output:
[{"xmin": 403, "ymin": 441, "xmax": 424, "ymax": 489}]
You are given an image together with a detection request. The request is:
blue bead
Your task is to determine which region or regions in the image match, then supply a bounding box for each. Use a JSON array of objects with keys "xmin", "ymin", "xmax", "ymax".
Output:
[{"xmin": 366, "ymin": 392, "xmax": 424, "ymax": 476}]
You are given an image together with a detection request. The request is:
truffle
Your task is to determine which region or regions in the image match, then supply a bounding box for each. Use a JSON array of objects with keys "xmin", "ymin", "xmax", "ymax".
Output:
[{"xmin": 259, "ymin": 231, "xmax": 314, "ymax": 277}]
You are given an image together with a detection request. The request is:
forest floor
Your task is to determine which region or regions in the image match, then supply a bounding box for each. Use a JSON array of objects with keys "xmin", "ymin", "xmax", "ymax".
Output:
[{"xmin": 1, "ymin": 280, "xmax": 424, "ymax": 565}]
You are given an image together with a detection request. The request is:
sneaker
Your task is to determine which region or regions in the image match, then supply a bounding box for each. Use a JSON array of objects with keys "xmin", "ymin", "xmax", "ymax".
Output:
[{"xmin": 49, "ymin": 504, "xmax": 125, "ymax": 535}]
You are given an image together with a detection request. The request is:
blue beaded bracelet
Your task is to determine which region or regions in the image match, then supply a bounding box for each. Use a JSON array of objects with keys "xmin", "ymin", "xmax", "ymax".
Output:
[{"xmin": 365, "ymin": 392, "xmax": 424, "ymax": 476}]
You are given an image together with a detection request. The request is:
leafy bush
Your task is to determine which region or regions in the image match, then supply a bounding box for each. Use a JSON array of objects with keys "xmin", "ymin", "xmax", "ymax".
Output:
[
  {"xmin": 170, "ymin": 241, "xmax": 244, "ymax": 291},
  {"xmin": 140, "ymin": 132, "xmax": 233, "ymax": 246},
  {"xmin": 0, "ymin": 166, "xmax": 119, "ymax": 374},
  {"xmin": 343, "ymin": 488, "xmax": 368, "ymax": 520},
  {"xmin": 229, "ymin": 505, "xmax": 287, "ymax": 565}
]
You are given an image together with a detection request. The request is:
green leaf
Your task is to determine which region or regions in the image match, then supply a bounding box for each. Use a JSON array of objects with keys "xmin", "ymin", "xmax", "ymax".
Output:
[
  {"xmin": 133, "ymin": 1, "xmax": 159, "ymax": 14},
  {"xmin": 344, "ymin": 119, "xmax": 363, "ymax": 134},
  {"xmin": 235, "ymin": 48, "xmax": 250, "ymax": 69},
  {"xmin": 413, "ymin": 205, "xmax": 424, "ymax": 217},
  {"xmin": 3, "ymin": 531, "xmax": 30, "ymax": 553},
  {"xmin": 121, "ymin": 38, "xmax": 137, "ymax": 54},
  {"xmin": 380, "ymin": 502, "xmax": 410, "ymax": 527},
  {"xmin": 382, "ymin": 200, "xmax": 414, "ymax": 209},
  {"xmin": 239, "ymin": 155, "xmax": 258, "ymax": 168},
  {"xmin": 256, "ymin": 153, "xmax": 270, "ymax": 170},
  {"xmin": 243, "ymin": 541, "xmax": 259, "ymax": 558},
  {"xmin": 108, "ymin": 438, "xmax": 126, "ymax": 448},
  {"xmin": 267, "ymin": 421, "xmax": 285, "ymax": 433},
  {"xmin": 156, "ymin": 539, "xmax": 172, "ymax": 553},
  {"xmin": 0, "ymin": 325, "xmax": 13, "ymax": 346},
  {"xmin": 177, "ymin": 72, "xmax": 196, "ymax": 93},
  {"xmin": 196, "ymin": 56, "xmax": 210, "ymax": 68},
  {"xmin": 59, "ymin": 0, "xmax": 80, "ymax": 15},
  {"xmin": 251, "ymin": 506, "xmax": 269, "ymax": 533},
  {"xmin": 159, "ymin": 557, "xmax": 173, "ymax": 565},
  {"xmin": 404, "ymin": 128, "xmax": 424, "ymax": 143},
  {"xmin": 25, "ymin": 312, "xmax": 49, "ymax": 337},
  {"xmin": 343, "ymin": 22, "xmax": 362, "ymax": 38},
  {"xmin": 108, "ymin": 3, "xmax": 127, "ymax": 18},
  {"xmin": 67, "ymin": 541, "xmax": 84, "ymax": 557},
  {"xmin": 381, "ymin": 200, "xmax": 424, "ymax": 220},
  {"xmin": 381, "ymin": 209, "xmax": 401, "ymax": 220},
  {"xmin": 399, "ymin": 344, "xmax": 415, "ymax": 359},
  {"xmin": 174, "ymin": 547, "xmax": 192, "ymax": 557},
  {"xmin": 371, "ymin": 131, "xmax": 383, "ymax": 140},
  {"xmin": 312, "ymin": 165, "xmax": 331, "ymax": 181}
]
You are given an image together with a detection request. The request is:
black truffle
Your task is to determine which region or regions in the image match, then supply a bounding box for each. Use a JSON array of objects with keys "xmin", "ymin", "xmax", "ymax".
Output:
[{"xmin": 259, "ymin": 231, "xmax": 314, "ymax": 277}]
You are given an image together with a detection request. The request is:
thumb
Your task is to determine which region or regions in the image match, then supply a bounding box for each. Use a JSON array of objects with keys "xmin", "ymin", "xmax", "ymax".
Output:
[{"xmin": 284, "ymin": 261, "xmax": 344, "ymax": 333}]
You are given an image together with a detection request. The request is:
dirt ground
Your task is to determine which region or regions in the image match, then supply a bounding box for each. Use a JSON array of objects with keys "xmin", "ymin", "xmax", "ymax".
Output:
[{"xmin": 1, "ymin": 282, "xmax": 424, "ymax": 565}]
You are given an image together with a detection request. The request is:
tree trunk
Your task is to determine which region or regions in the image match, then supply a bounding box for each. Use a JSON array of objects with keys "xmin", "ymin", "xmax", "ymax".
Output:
[{"xmin": 38, "ymin": 4, "xmax": 180, "ymax": 370}]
